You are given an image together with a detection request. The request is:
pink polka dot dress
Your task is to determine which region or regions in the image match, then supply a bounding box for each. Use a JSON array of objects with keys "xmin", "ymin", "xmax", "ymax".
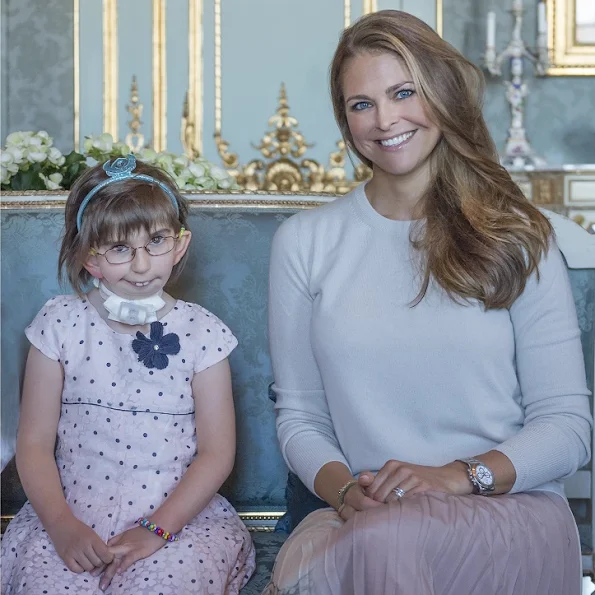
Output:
[{"xmin": 1, "ymin": 295, "xmax": 256, "ymax": 595}]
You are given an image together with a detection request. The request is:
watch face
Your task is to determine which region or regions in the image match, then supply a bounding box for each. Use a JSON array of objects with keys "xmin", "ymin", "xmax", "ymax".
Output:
[{"xmin": 475, "ymin": 464, "xmax": 494, "ymax": 487}]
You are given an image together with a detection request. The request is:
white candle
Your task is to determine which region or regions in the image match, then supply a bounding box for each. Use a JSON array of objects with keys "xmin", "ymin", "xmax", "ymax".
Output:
[
  {"xmin": 512, "ymin": 0, "xmax": 523, "ymax": 12},
  {"xmin": 538, "ymin": 1, "xmax": 547, "ymax": 34},
  {"xmin": 487, "ymin": 11, "xmax": 496, "ymax": 48}
]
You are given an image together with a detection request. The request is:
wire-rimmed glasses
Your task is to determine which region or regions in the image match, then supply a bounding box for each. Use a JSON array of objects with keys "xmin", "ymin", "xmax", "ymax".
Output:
[{"xmin": 90, "ymin": 234, "xmax": 179, "ymax": 265}]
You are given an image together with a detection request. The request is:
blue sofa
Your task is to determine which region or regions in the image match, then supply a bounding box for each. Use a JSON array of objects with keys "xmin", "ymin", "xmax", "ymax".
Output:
[{"xmin": 1, "ymin": 195, "xmax": 594, "ymax": 589}]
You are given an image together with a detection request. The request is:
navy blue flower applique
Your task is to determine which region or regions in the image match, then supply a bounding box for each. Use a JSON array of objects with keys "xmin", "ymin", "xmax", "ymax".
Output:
[{"xmin": 132, "ymin": 321, "xmax": 180, "ymax": 370}]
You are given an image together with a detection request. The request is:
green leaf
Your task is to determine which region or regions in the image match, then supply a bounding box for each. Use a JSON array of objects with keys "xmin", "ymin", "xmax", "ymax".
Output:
[{"xmin": 64, "ymin": 151, "xmax": 85, "ymax": 166}]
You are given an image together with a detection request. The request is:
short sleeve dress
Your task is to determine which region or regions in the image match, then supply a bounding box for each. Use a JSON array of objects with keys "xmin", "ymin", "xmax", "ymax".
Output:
[{"xmin": 1, "ymin": 295, "xmax": 256, "ymax": 595}]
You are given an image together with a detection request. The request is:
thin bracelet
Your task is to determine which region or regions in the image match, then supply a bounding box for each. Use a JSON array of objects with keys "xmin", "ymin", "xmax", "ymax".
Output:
[
  {"xmin": 136, "ymin": 517, "xmax": 180, "ymax": 542},
  {"xmin": 337, "ymin": 479, "xmax": 358, "ymax": 509}
]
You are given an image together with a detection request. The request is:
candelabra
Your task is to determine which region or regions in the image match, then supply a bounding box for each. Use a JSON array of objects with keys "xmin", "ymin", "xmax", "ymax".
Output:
[{"xmin": 484, "ymin": 0, "xmax": 549, "ymax": 170}]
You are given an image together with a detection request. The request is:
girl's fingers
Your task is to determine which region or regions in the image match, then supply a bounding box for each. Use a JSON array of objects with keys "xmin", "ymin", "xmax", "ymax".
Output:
[
  {"xmin": 99, "ymin": 561, "xmax": 120, "ymax": 591},
  {"xmin": 108, "ymin": 544, "xmax": 134, "ymax": 557},
  {"xmin": 65, "ymin": 557, "xmax": 85, "ymax": 574},
  {"xmin": 90, "ymin": 564, "xmax": 106, "ymax": 577},
  {"xmin": 115, "ymin": 553, "xmax": 139, "ymax": 575},
  {"xmin": 85, "ymin": 546, "xmax": 104, "ymax": 568}
]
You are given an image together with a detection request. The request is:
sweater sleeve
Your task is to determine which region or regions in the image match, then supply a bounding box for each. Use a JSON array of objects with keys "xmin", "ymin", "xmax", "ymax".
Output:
[
  {"xmin": 268, "ymin": 215, "xmax": 350, "ymax": 495},
  {"xmin": 494, "ymin": 238, "xmax": 592, "ymax": 492}
]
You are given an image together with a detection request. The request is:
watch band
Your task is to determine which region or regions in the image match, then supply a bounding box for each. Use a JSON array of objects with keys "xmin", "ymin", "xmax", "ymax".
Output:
[
  {"xmin": 457, "ymin": 458, "xmax": 495, "ymax": 495},
  {"xmin": 337, "ymin": 479, "xmax": 358, "ymax": 509}
]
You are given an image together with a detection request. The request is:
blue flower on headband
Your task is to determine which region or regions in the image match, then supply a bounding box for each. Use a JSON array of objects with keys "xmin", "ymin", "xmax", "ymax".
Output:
[{"xmin": 132, "ymin": 321, "xmax": 180, "ymax": 370}]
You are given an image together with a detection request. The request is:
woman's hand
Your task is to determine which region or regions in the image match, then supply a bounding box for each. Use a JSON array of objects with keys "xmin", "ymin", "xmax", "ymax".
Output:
[
  {"xmin": 359, "ymin": 460, "xmax": 473, "ymax": 503},
  {"xmin": 97, "ymin": 526, "xmax": 166, "ymax": 591},
  {"xmin": 48, "ymin": 514, "xmax": 114, "ymax": 574},
  {"xmin": 338, "ymin": 482, "xmax": 384, "ymax": 521}
]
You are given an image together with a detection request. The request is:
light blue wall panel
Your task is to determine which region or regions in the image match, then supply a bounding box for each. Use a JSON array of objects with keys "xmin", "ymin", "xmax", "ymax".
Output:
[
  {"xmin": 165, "ymin": 1, "xmax": 190, "ymax": 156},
  {"xmin": 201, "ymin": 0, "xmax": 346, "ymax": 165},
  {"xmin": 2, "ymin": 1, "xmax": 594, "ymax": 172},
  {"xmin": 79, "ymin": 1, "xmax": 104, "ymax": 144},
  {"xmin": 117, "ymin": 0, "xmax": 153, "ymax": 144}
]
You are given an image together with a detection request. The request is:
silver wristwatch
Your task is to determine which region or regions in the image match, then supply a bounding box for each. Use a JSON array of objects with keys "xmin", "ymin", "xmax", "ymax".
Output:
[{"xmin": 457, "ymin": 458, "xmax": 495, "ymax": 495}]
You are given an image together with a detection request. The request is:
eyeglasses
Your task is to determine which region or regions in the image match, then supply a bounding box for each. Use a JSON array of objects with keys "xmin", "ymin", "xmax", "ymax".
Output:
[{"xmin": 90, "ymin": 231, "xmax": 183, "ymax": 265}]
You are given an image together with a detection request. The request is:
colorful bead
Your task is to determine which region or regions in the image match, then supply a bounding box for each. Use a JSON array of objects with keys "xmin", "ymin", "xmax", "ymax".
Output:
[{"xmin": 136, "ymin": 517, "xmax": 179, "ymax": 542}]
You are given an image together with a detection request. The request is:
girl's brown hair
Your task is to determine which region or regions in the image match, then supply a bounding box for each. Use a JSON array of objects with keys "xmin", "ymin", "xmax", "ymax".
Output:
[
  {"xmin": 330, "ymin": 10, "xmax": 552, "ymax": 309},
  {"xmin": 59, "ymin": 160, "xmax": 190, "ymax": 294}
]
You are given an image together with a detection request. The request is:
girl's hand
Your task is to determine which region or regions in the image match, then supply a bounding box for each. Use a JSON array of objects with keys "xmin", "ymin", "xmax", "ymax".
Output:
[
  {"xmin": 338, "ymin": 482, "xmax": 384, "ymax": 521},
  {"xmin": 98, "ymin": 526, "xmax": 166, "ymax": 591},
  {"xmin": 48, "ymin": 514, "xmax": 114, "ymax": 574},
  {"xmin": 359, "ymin": 459, "xmax": 472, "ymax": 503}
]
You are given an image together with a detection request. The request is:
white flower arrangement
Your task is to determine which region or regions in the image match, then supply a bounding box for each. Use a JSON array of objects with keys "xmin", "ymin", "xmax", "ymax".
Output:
[
  {"xmin": 1, "ymin": 131, "xmax": 73, "ymax": 190},
  {"xmin": 1, "ymin": 131, "xmax": 238, "ymax": 192}
]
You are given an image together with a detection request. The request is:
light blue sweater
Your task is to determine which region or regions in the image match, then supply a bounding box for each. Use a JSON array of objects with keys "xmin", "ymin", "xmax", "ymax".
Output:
[{"xmin": 268, "ymin": 183, "xmax": 592, "ymax": 499}]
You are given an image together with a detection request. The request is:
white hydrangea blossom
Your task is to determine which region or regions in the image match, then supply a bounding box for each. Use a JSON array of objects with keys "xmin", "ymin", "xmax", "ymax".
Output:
[{"xmin": 2, "ymin": 131, "xmax": 238, "ymax": 192}]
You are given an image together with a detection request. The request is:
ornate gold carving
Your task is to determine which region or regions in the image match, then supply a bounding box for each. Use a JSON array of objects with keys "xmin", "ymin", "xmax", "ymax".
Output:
[
  {"xmin": 221, "ymin": 84, "xmax": 370, "ymax": 194},
  {"xmin": 125, "ymin": 76, "xmax": 145, "ymax": 153},
  {"xmin": 181, "ymin": 92, "xmax": 198, "ymax": 158}
]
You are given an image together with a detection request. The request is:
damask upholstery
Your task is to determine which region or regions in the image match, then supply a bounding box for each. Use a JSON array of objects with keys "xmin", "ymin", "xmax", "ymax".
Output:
[{"xmin": 1, "ymin": 204, "xmax": 594, "ymax": 590}]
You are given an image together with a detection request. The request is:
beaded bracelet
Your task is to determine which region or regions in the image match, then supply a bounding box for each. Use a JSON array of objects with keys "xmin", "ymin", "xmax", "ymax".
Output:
[{"xmin": 136, "ymin": 517, "xmax": 180, "ymax": 542}]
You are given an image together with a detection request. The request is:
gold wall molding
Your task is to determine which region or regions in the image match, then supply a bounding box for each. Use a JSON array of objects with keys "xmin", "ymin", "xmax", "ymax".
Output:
[
  {"xmin": 436, "ymin": 0, "xmax": 443, "ymax": 37},
  {"xmin": 547, "ymin": 0, "xmax": 595, "ymax": 75},
  {"xmin": 213, "ymin": 0, "xmax": 239, "ymax": 168},
  {"xmin": 186, "ymin": 0, "xmax": 204, "ymax": 156},
  {"xmin": 362, "ymin": 0, "xmax": 377, "ymax": 15},
  {"xmin": 102, "ymin": 0, "xmax": 118, "ymax": 139},
  {"xmin": 152, "ymin": 0, "xmax": 167, "ymax": 151}
]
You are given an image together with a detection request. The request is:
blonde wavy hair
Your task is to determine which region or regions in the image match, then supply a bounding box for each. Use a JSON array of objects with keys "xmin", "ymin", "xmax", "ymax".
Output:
[{"xmin": 330, "ymin": 10, "xmax": 552, "ymax": 309}]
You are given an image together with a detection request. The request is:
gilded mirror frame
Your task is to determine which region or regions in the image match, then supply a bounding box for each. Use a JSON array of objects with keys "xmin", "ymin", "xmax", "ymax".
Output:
[{"xmin": 547, "ymin": 0, "xmax": 595, "ymax": 75}]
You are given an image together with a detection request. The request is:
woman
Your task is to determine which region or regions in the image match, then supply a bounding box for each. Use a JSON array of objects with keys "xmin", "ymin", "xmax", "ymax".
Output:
[{"xmin": 266, "ymin": 10, "xmax": 590, "ymax": 595}]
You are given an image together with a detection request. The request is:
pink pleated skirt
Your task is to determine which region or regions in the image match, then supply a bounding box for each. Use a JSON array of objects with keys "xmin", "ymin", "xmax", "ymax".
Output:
[{"xmin": 263, "ymin": 490, "xmax": 580, "ymax": 595}]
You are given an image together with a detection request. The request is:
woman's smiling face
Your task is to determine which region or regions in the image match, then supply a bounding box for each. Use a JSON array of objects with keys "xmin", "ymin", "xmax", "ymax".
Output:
[{"xmin": 342, "ymin": 51, "xmax": 441, "ymax": 181}]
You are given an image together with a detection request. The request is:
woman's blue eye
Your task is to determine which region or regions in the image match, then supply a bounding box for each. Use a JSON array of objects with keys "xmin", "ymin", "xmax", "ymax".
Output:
[
  {"xmin": 150, "ymin": 235, "xmax": 165, "ymax": 245},
  {"xmin": 395, "ymin": 89, "xmax": 414, "ymax": 100},
  {"xmin": 351, "ymin": 101, "xmax": 372, "ymax": 111}
]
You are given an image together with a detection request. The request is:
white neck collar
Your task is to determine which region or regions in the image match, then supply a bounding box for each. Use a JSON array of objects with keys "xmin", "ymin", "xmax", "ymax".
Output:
[{"xmin": 94, "ymin": 278, "xmax": 166, "ymax": 326}]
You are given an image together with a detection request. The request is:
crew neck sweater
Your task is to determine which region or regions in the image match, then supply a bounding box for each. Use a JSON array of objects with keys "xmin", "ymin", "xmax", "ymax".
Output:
[{"xmin": 268, "ymin": 183, "xmax": 591, "ymax": 498}]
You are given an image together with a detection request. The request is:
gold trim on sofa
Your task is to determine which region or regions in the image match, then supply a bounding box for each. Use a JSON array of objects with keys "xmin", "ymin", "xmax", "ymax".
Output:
[{"xmin": 1, "ymin": 512, "xmax": 285, "ymax": 534}]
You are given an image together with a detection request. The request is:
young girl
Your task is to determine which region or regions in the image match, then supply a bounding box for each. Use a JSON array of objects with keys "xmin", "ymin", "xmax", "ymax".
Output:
[{"xmin": 1, "ymin": 155, "xmax": 256, "ymax": 594}]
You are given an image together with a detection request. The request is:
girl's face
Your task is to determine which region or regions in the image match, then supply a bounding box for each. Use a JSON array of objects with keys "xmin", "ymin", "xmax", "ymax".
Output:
[
  {"xmin": 342, "ymin": 51, "xmax": 441, "ymax": 182},
  {"xmin": 84, "ymin": 226, "xmax": 191, "ymax": 299}
]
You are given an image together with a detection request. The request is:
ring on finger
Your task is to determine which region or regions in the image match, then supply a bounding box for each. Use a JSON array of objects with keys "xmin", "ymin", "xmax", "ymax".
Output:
[{"xmin": 393, "ymin": 487, "xmax": 406, "ymax": 499}]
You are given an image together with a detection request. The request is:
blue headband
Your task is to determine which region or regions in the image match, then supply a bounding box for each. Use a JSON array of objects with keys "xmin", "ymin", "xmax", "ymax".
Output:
[{"xmin": 76, "ymin": 154, "xmax": 180, "ymax": 231}]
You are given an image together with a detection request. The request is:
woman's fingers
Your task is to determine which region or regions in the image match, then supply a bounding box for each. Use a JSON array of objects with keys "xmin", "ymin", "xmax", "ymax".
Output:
[
  {"xmin": 345, "ymin": 483, "xmax": 382, "ymax": 511},
  {"xmin": 363, "ymin": 461, "xmax": 400, "ymax": 500},
  {"xmin": 385, "ymin": 475, "xmax": 423, "ymax": 502}
]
